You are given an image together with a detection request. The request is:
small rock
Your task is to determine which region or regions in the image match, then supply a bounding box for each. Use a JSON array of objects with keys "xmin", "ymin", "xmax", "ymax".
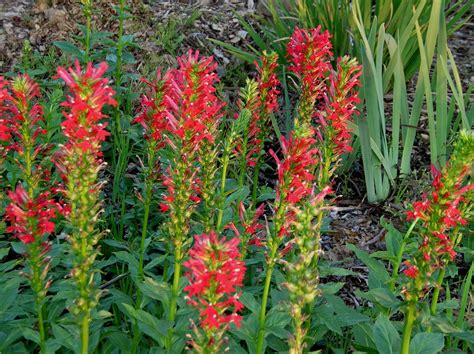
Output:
[
  {"xmin": 230, "ymin": 36, "xmax": 240, "ymax": 43},
  {"xmin": 211, "ymin": 23, "xmax": 223, "ymax": 32},
  {"xmin": 236, "ymin": 30, "xmax": 247, "ymax": 39}
]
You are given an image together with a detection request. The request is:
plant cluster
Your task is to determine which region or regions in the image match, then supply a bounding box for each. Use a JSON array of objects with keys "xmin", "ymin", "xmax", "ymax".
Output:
[
  {"xmin": 218, "ymin": 0, "xmax": 473, "ymax": 203},
  {"xmin": 0, "ymin": 1, "xmax": 472, "ymax": 354}
]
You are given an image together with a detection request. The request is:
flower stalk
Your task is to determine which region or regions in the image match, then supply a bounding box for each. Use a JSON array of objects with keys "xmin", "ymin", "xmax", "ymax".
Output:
[
  {"xmin": 143, "ymin": 51, "xmax": 224, "ymax": 349},
  {"xmin": 184, "ymin": 232, "xmax": 246, "ymax": 353},
  {"xmin": 401, "ymin": 302, "xmax": 416, "ymax": 354},
  {"xmin": 1, "ymin": 76, "xmax": 60, "ymax": 354},
  {"xmin": 399, "ymin": 131, "xmax": 473, "ymax": 351},
  {"xmin": 56, "ymin": 61, "xmax": 116, "ymax": 354}
]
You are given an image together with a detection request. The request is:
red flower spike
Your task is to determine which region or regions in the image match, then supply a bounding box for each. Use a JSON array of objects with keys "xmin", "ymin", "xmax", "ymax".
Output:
[
  {"xmin": 55, "ymin": 61, "xmax": 115, "ymax": 319},
  {"xmin": 133, "ymin": 71, "xmax": 175, "ymax": 144},
  {"xmin": 56, "ymin": 61, "xmax": 116, "ymax": 156},
  {"xmin": 152, "ymin": 50, "xmax": 224, "ymax": 218},
  {"xmin": 287, "ymin": 26, "xmax": 332, "ymax": 88},
  {"xmin": 246, "ymin": 51, "xmax": 280, "ymax": 167},
  {"xmin": 287, "ymin": 26, "xmax": 332, "ymax": 130},
  {"xmin": 0, "ymin": 77, "xmax": 13, "ymax": 142},
  {"xmin": 401, "ymin": 131, "xmax": 474, "ymax": 301},
  {"xmin": 272, "ymin": 133, "xmax": 319, "ymax": 237},
  {"xmin": 5, "ymin": 184, "xmax": 59, "ymax": 245},
  {"xmin": 320, "ymin": 56, "xmax": 362, "ymax": 155},
  {"xmin": 238, "ymin": 202, "xmax": 266, "ymax": 248},
  {"xmin": 184, "ymin": 232, "xmax": 246, "ymax": 350}
]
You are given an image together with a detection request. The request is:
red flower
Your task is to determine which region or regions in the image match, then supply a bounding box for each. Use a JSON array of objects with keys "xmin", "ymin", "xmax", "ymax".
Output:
[
  {"xmin": 133, "ymin": 71, "xmax": 173, "ymax": 143},
  {"xmin": 287, "ymin": 26, "xmax": 332, "ymax": 92},
  {"xmin": 0, "ymin": 75, "xmax": 46, "ymax": 155},
  {"xmin": 246, "ymin": 51, "xmax": 280, "ymax": 167},
  {"xmin": 166, "ymin": 50, "xmax": 225, "ymax": 147},
  {"xmin": 270, "ymin": 133, "xmax": 319, "ymax": 237},
  {"xmin": 403, "ymin": 262, "xmax": 418, "ymax": 279},
  {"xmin": 56, "ymin": 61, "xmax": 116, "ymax": 155},
  {"xmin": 0, "ymin": 76, "xmax": 12, "ymax": 142},
  {"xmin": 239, "ymin": 202, "xmax": 266, "ymax": 247},
  {"xmin": 151, "ymin": 51, "xmax": 224, "ymax": 217},
  {"xmin": 406, "ymin": 198, "xmax": 431, "ymax": 221},
  {"xmin": 184, "ymin": 232, "xmax": 246, "ymax": 333},
  {"xmin": 320, "ymin": 56, "xmax": 362, "ymax": 155},
  {"xmin": 401, "ymin": 131, "xmax": 473, "ymax": 301},
  {"xmin": 5, "ymin": 185, "xmax": 59, "ymax": 245}
]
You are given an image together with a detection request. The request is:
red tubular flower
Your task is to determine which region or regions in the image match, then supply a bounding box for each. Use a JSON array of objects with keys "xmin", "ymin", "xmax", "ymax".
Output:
[
  {"xmin": 239, "ymin": 202, "xmax": 266, "ymax": 248},
  {"xmin": 133, "ymin": 70, "xmax": 174, "ymax": 144},
  {"xmin": 184, "ymin": 232, "xmax": 246, "ymax": 351},
  {"xmin": 5, "ymin": 185, "xmax": 59, "ymax": 245},
  {"xmin": 0, "ymin": 75, "xmax": 46, "ymax": 156},
  {"xmin": 406, "ymin": 197, "xmax": 431, "ymax": 221},
  {"xmin": 401, "ymin": 131, "xmax": 474, "ymax": 300},
  {"xmin": 246, "ymin": 51, "xmax": 280, "ymax": 167},
  {"xmin": 403, "ymin": 262, "xmax": 418, "ymax": 279},
  {"xmin": 56, "ymin": 61, "xmax": 115, "ymax": 334},
  {"xmin": 270, "ymin": 133, "xmax": 319, "ymax": 237},
  {"xmin": 166, "ymin": 50, "xmax": 225, "ymax": 147},
  {"xmin": 320, "ymin": 56, "xmax": 362, "ymax": 155},
  {"xmin": 156, "ymin": 50, "xmax": 224, "ymax": 220},
  {"xmin": 287, "ymin": 26, "xmax": 332, "ymax": 89},
  {"xmin": 56, "ymin": 61, "xmax": 116, "ymax": 155},
  {"xmin": 0, "ymin": 76, "xmax": 12, "ymax": 142},
  {"xmin": 287, "ymin": 26, "xmax": 332, "ymax": 130}
]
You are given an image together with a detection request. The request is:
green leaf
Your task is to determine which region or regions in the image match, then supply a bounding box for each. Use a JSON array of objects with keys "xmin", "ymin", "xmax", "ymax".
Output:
[
  {"xmin": 0, "ymin": 247, "xmax": 10, "ymax": 261},
  {"xmin": 409, "ymin": 333, "xmax": 444, "ymax": 354},
  {"xmin": 114, "ymin": 251, "xmax": 139, "ymax": 279},
  {"xmin": 230, "ymin": 313, "xmax": 259, "ymax": 349},
  {"xmin": 320, "ymin": 282, "xmax": 345, "ymax": 295},
  {"xmin": 121, "ymin": 303, "xmax": 171, "ymax": 347},
  {"xmin": 372, "ymin": 314, "xmax": 400, "ymax": 354},
  {"xmin": 0, "ymin": 278, "xmax": 20, "ymax": 317},
  {"xmin": 239, "ymin": 292, "xmax": 260, "ymax": 315},
  {"xmin": 137, "ymin": 277, "xmax": 171, "ymax": 315},
  {"xmin": 319, "ymin": 265, "xmax": 356, "ymax": 277},
  {"xmin": 266, "ymin": 308, "xmax": 291, "ymax": 339},
  {"xmin": 352, "ymin": 322, "xmax": 377, "ymax": 351},
  {"xmin": 318, "ymin": 304, "xmax": 343, "ymax": 335},
  {"xmin": 51, "ymin": 324, "xmax": 77, "ymax": 351},
  {"xmin": 53, "ymin": 41, "xmax": 84, "ymax": 59},
  {"xmin": 103, "ymin": 331, "xmax": 131, "ymax": 353},
  {"xmin": 380, "ymin": 218, "xmax": 403, "ymax": 259},
  {"xmin": 11, "ymin": 242, "xmax": 26, "ymax": 255},
  {"xmin": 355, "ymin": 288, "xmax": 401, "ymax": 309},
  {"xmin": 143, "ymin": 254, "xmax": 167, "ymax": 271},
  {"xmin": 346, "ymin": 244, "xmax": 390, "ymax": 289}
]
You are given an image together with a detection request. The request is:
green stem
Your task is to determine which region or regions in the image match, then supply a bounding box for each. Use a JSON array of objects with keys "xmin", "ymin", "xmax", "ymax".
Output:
[
  {"xmin": 216, "ymin": 149, "xmax": 230, "ymax": 232},
  {"xmin": 428, "ymin": 268, "xmax": 446, "ymax": 333},
  {"xmin": 81, "ymin": 313, "xmax": 90, "ymax": 354},
  {"xmin": 31, "ymin": 244, "xmax": 46, "ymax": 354},
  {"xmin": 38, "ymin": 303, "xmax": 46, "ymax": 354},
  {"xmin": 430, "ymin": 268, "xmax": 446, "ymax": 315},
  {"xmin": 251, "ymin": 157, "xmax": 262, "ymax": 205},
  {"xmin": 131, "ymin": 181, "xmax": 152, "ymax": 353},
  {"xmin": 165, "ymin": 244, "xmax": 183, "ymax": 351},
  {"xmin": 390, "ymin": 219, "xmax": 419, "ymax": 291},
  {"xmin": 401, "ymin": 302, "xmax": 416, "ymax": 354},
  {"xmin": 256, "ymin": 259, "xmax": 275, "ymax": 354},
  {"xmin": 238, "ymin": 134, "xmax": 249, "ymax": 189},
  {"xmin": 137, "ymin": 184, "xmax": 152, "ymax": 282}
]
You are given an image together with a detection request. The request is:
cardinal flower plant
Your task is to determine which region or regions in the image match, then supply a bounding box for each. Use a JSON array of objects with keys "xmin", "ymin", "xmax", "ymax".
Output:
[{"xmin": 0, "ymin": 24, "xmax": 472, "ymax": 354}]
